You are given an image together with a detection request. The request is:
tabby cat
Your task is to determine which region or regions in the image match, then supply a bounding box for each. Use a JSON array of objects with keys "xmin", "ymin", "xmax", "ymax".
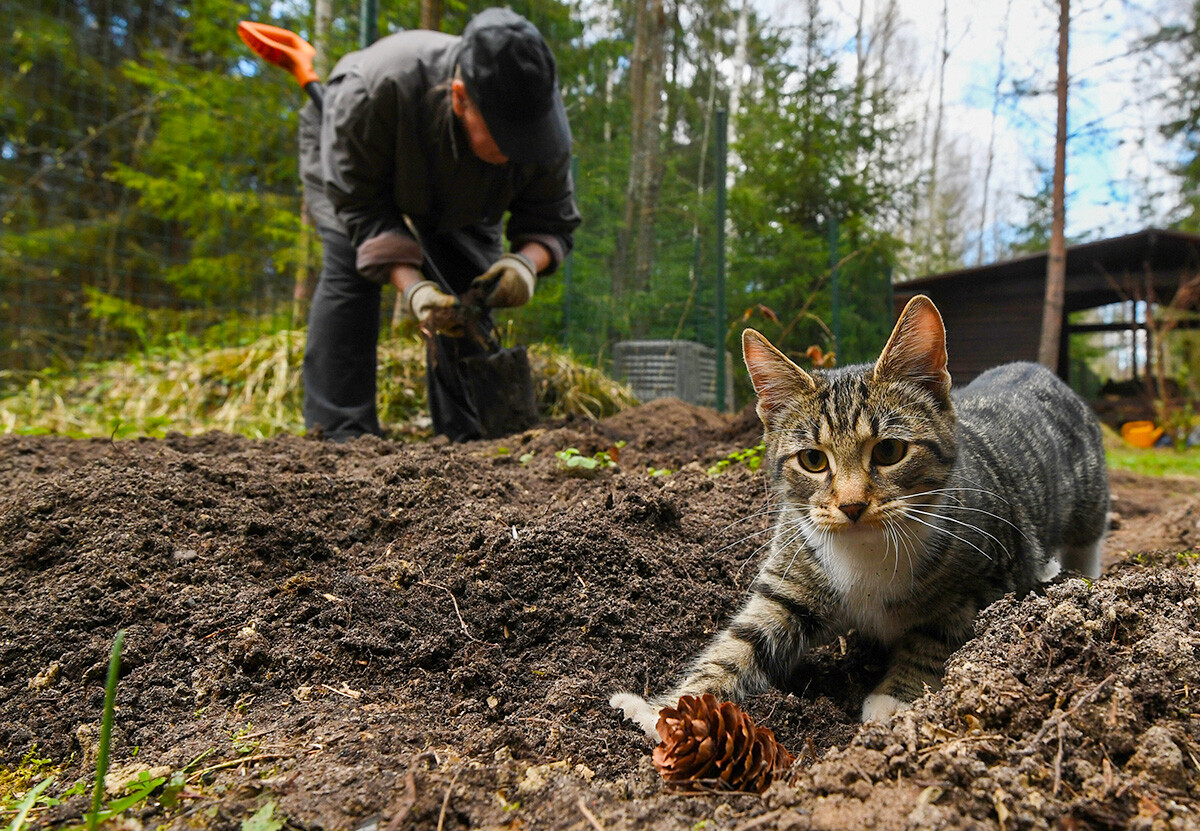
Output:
[{"xmin": 612, "ymin": 295, "xmax": 1109, "ymax": 737}]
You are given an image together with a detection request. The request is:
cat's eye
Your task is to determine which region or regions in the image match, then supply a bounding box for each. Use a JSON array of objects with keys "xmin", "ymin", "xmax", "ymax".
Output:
[
  {"xmin": 796, "ymin": 449, "xmax": 829, "ymax": 473},
  {"xmin": 871, "ymin": 438, "xmax": 908, "ymax": 466}
]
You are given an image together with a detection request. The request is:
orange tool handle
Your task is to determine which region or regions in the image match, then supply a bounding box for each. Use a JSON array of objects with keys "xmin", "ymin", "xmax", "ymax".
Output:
[{"xmin": 237, "ymin": 21, "xmax": 320, "ymax": 89}]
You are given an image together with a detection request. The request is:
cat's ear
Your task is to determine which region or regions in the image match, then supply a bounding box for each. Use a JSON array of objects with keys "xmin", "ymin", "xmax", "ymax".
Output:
[
  {"xmin": 874, "ymin": 295, "xmax": 951, "ymax": 399},
  {"xmin": 743, "ymin": 328, "xmax": 816, "ymax": 419}
]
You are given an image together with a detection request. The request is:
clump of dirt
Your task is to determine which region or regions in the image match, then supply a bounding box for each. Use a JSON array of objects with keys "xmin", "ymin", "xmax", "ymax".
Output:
[
  {"xmin": 0, "ymin": 399, "xmax": 1198, "ymax": 830},
  {"xmin": 765, "ymin": 561, "xmax": 1200, "ymax": 830}
]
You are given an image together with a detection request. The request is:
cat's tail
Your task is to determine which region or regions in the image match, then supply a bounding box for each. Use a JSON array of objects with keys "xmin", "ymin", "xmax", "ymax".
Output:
[{"xmin": 609, "ymin": 692, "xmax": 661, "ymax": 740}]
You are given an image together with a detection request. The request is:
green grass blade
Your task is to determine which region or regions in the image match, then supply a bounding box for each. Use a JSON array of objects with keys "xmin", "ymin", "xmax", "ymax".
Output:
[
  {"xmin": 5, "ymin": 776, "xmax": 54, "ymax": 831},
  {"xmin": 87, "ymin": 629, "xmax": 125, "ymax": 831}
]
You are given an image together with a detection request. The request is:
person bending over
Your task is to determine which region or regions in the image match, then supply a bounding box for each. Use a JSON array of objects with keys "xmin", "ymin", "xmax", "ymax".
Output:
[{"xmin": 299, "ymin": 7, "xmax": 580, "ymax": 442}]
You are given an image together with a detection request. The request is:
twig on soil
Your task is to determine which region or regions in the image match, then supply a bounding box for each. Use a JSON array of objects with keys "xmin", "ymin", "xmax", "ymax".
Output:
[
  {"xmin": 419, "ymin": 581, "xmax": 479, "ymax": 642},
  {"xmin": 436, "ymin": 769, "xmax": 460, "ymax": 831},
  {"xmin": 1052, "ymin": 719, "xmax": 1065, "ymax": 796},
  {"xmin": 187, "ymin": 753, "xmax": 286, "ymax": 782},
  {"xmin": 917, "ymin": 734, "xmax": 1006, "ymax": 758},
  {"xmin": 577, "ymin": 797, "xmax": 605, "ymax": 831},
  {"xmin": 797, "ymin": 736, "xmax": 818, "ymax": 767},
  {"xmin": 234, "ymin": 727, "xmax": 280, "ymax": 741},
  {"xmin": 386, "ymin": 751, "xmax": 436, "ymax": 831},
  {"xmin": 733, "ymin": 809, "xmax": 790, "ymax": 831},
  {"xmin": 202, "ymin": 625, "xmax": 241, "ymax": 640},
  {"xmin": 1022, "ymin": 673, "xmax": 1117, "ymax": 753}
]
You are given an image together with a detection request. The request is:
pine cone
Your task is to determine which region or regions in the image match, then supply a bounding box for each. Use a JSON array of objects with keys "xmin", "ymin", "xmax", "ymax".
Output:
[{"xmin": 652, "ymin": 694, "xmax": 793, "ymax": 793}]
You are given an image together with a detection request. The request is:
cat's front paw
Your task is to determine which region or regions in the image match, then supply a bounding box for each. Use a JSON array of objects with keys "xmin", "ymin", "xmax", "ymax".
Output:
[
  {"xmin": 610, "ymin": 692, "xmax": 662, "ymax": 740},
  {"xmin": 861, "ymin": 693, "xmax": 910, "ymax": 723}
]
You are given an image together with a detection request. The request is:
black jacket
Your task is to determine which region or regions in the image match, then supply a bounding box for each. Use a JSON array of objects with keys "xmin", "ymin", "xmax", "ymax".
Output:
[{"xmin": 299, "ymin": 29, "xmax": 580, "ymax": 283}]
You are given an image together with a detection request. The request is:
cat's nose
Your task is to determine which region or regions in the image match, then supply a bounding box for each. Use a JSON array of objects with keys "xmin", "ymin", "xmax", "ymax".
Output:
[{"xmin": 839, "ymin": 502, "xmax": 867, "ymax": 522}]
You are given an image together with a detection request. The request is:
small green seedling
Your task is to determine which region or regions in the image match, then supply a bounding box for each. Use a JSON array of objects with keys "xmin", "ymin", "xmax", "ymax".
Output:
[
  {"xmin": 242, "ymin": 800, "xmax": 284, "ymax": 831},
  {"xmin": 232, "ymin": 725, "xmax": 261, "ymax": 756},
  {"xmin": 555, "ymin": 442, "xmax": 625, "ymax": 476},
  {"xmin": 707, "ymin": 443, "xmax": 765, "ymax": 476}
]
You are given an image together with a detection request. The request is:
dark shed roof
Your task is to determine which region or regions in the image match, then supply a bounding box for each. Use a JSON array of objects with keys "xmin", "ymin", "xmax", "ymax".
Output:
[{"xmin": 892, "ymin": 228, "xmax": 1200, "ymax": 384}]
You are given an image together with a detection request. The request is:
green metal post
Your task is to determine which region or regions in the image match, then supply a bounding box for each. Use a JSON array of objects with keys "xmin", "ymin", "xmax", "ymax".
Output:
[
  {"xmin": 563, "ymin": 155, "xmax": 577, "ymax": 350},
  {"xmin": 360, "ymin": 0, "xmax": 378, "ymax": 48},
  {"xmin": 714, "ymin": 108, "xmax": 728, "ymax": 412},
  {"xmin": 829, "ymin": 216, "xmax": 840, "ymax": 352}
]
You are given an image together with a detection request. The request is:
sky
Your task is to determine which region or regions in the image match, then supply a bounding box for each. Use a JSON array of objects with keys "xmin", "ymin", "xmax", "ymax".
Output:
[{"xmin": 767, "ymin": 0, "xmax": 1189, "ymax": 263}]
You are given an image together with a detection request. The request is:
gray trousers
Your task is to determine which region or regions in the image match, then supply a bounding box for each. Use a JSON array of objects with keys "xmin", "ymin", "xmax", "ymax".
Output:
[{"xmin": 302, "ymin": 228, "xmax": 492, "ymax": 442}]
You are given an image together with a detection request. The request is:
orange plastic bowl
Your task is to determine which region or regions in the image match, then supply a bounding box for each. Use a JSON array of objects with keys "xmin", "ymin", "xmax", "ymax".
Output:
[{"xmin": 1120, "ymin": 420, "xmax": 1164, "ymax": 449}]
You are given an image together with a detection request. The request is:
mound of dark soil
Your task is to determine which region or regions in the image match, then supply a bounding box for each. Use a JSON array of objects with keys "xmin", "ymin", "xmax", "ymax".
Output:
[{"xmin": 1, "ymin": 398, "xmax": 1197, "ymax": 830}]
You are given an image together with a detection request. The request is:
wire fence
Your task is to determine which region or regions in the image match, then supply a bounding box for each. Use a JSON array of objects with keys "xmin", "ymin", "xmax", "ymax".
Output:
[
  {"xmin": 1, "ymin": 1, "xmax": 737, "ymax": 395},
  {"xmin": 3, "ymin": 0, "xmax": 309, "ymax": 375},
  {"xmin": 7, "ymin": 0, "xmax": 921, "ymax": 426}
]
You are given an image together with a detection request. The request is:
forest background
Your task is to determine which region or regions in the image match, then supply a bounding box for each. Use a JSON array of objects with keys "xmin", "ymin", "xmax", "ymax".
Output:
[{"xmin": 3, "ymin": 0, "xmax": 1200, "ymax": 411}]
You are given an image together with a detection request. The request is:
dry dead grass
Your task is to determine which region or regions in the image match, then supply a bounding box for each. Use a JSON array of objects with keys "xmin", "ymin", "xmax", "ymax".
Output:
[{"xmin": 0, "ymin": 332, "xmax": 638, "ymax": 439}]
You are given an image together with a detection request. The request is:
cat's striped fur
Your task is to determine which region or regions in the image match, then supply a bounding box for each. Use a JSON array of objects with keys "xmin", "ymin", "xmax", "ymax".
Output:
[{"xmin": 612, "ymin": 295, "xmax": 1109, "ymax": 737}]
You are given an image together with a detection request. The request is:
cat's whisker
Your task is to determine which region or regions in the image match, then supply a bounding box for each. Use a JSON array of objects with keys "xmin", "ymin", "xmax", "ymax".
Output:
[
  {"xmin": 737, "ymin": 515, "xmax": 810, "ymax": 577},
  {"xmin": 897, "ymin": 485, "xmax": 986, "ymax": 497},
  {"xmin": 944, "ymin": 474, "xmax": 1016, "ymax": 506},
  {"xmin": 775, "ymin": 520, "xmax": 814, "ymax": 562},
  {"xmin": 883, "ymin": 521, "xmax": 902, "ymax": 583},
  {"xmin": 722, "ymin": 500, "xmax": 787, "ymax": 526},
  {"xmin": 903, "ymin": 505, "xmax": 1007, "ymax": 550},
  {"xmin": 897, "ymin": 486, "xmax": 1006, "ymax": 508},
  {"xmin": 756, "ymin": 513, "xmax": 808, "ymax": 555},
  {"xmin": 881, "ymin": 517, "xmax": 913, "ymax": 585},
  {"xmin": 720, "ymin": 509, "xmax": 790, "ymax": 538},
  {"xmin": 898, "ymin": 521, "xmax": 921, "ymax": 582},
  {"xmin": 737, "ymin": 536, "xmax": 782, "ymax": 577},
  {"xmin": 713, "ymin": 498, "xmax": 799, "ymax": 560},
  {"xmin": 713, "ymin": 506, "xmax": 791, "ymax": 557},
  {"xmin": 776, "ymin": 517, "xmax": 823, "ymax": 581},
  {"xmin": 733, "ymin": 517, "xmax": 806, "ymax": 569},
  {"xmin": 902, "ymin": 500, "xmax": 1035, "ymax": 546},
  {"xmin": 902, "ymin": 510, "xmax": 996, "ymax": 562},
  {"xmin": 899, "ymin": 524, "xmax": 919, "ymax": 580},
  {"xmin": 718, "ymin": 524, "xmax": 776, "ymax": 556}
]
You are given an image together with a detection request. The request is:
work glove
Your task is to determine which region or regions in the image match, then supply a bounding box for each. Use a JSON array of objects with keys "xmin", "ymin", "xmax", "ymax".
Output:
[
  {"xmin": 473, "ymin": 252, "xmax": 536, "ymax": 308},
  {"xmin": 403, "ymin": 280, "xmax": 461, "ymax": 335}
]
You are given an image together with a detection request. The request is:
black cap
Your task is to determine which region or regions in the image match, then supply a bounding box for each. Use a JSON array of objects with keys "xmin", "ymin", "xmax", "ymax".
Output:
[{"xmin": 457, "ymin": 8, "xmax": 571, "ymax": 164}]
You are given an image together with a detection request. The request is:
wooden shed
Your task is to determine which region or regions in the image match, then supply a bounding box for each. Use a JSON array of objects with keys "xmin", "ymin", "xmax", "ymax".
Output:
[{"xmin": 892, "ymin": 228, "xmax": 1200, "ymax": 386}]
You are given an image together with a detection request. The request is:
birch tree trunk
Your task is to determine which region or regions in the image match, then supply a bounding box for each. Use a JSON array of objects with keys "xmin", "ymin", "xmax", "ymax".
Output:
[
  {"xmin": 1038, "ymin": 0, "xmax": 1069, "ymax": 371},
  {"xmin": 977, "ymin": 0, "xmax": 1011, "ymax": 264},
  {"xmin": 614, "ymin": 0, "xmax": 666, "ymax": 319},
  {"xmin": 923, "ymin": 0, "xmax": 949, "ymax": 270},
  {"xmin": 313, "ymin": 0, "xmax": 332, "ymax": 77},
  {"xmin": 419, "ymin": 0, "xmax": 443, "ymax": 32},
  {"xmin": 726, "ymin": 0, "xmax": 749, "ymax": 185},
  {"xmin": 296, "ymin": 0, "xmax": 332, "ymax": 317}
]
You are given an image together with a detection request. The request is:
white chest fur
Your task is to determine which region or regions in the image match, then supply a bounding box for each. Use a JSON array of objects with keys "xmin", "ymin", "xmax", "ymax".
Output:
[{"xmin": 811, "ymin": 518, "xmax": 932, "ymax": 645}]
